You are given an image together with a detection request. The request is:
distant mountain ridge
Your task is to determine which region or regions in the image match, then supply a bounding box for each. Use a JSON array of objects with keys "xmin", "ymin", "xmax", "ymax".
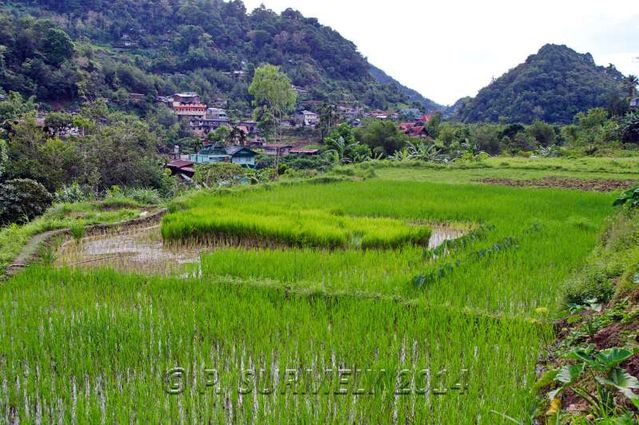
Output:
[
  {"xmin": 0, "ymin": 0, "xmax": 439, "ymax": 114},
  {"xmin": 369, "ymin": 65, "xmax": 443, "ymax": 112},
  {"xmin": 455, "ymin": 44, "xmax": 626, "ymax": 124}
]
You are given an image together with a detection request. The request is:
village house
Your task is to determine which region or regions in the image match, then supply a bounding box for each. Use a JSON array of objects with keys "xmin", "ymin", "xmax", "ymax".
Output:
[
  {"xmin": 237, "ymin": 120, "xmax": 258, "ymax": 134},
  {"xmin": 172, "ymin": 92, "xmax": 207, "ymax": 118},
  {"xmin": 129, "ymin": 93, "xmax": 145, "ymax": 103},
  {"xmin": 188, "ymin": 107, "xmax": 231, "ymax": 137},
  {"xmin": 290, "ymin": 148, "xmax": 320, "ymax": 156},
  {"xmin": 262, "ymin": 144, "xmax": 292, "ymax": 157},
  {"xmin": 297, "ymin": 110, "xmax": 319, "ymax": 127},
  {"xmin": 631, "ymin": 97, "xmax": 639, "ymax": 110},
  {"xmin": 205, "ymin": 107, "xmax": 229, "ymax": 121},
  {"xmin": 189, "ymin": 144, "xmax": 257, "ymax": 168},
  {"xmin": 166, "ymin": 159, "xmax": 196, "ymax": 179},
  {"xmin": 400, "ymin": 114, "xmax": 432, "ymax": 138},
  {"xmin": 156, "ymin": 95, "xmax": 173, "ymax": 106},
  {"xmin": 369, "ymin": 110, "xmax": 388, "ymax": 120},
  {"xmin": 189, "ymin": 119, "xmax": 228, "ymax": 138},
  {"xmin": 173, "ymin": 92, "xmax": 201, "ymax": 105},
  {"xmin": 292, "ymin": 85, "xmax": 308, "ymax": 97}
]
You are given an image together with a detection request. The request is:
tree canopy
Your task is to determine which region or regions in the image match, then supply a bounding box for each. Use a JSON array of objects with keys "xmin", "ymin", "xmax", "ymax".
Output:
[{"xmin": 456, "ymin": 44, "xmax": 626, "ymax": 124}]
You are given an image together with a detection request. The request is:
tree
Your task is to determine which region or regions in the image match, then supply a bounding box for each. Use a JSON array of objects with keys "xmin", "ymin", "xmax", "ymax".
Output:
[
  {"xmin": 0, "ymin": 178, "xmax": 52, "ymax": 225},
  {"xmin": 626, "ymin": 75, "xmax": 638, "ymax": 99},
  {"xmin": 0, "ymin": 139, "xmax": 7, "ymax": 180},
  {"xmin": 248, "ymin": 64, "xmax": 296, "ymax": 141},
  {"xmin": 324, "ymin": 124, "xmax": 370, "ymax": 163},
  {"xmin": 620, "ymin": 112, "xmax": 639, "ymax": 144},
  {"xmin": 0, "ymin": 92, "xmax": 35, "ymax": 123},
  {"xmin": 318, "ymin": 103, "xmax": 339, "ymax": 141},
  {"xmin": 527, "ymin": 120, "xmax": 556, "ymax": 147},
  {"xmin": 42, "ymin": 28, "xmax": 75, "ymax": 66},
  {"xmin": 354, "ymin": 119, "xmax": 406, "ymax": 156},
  {"xmin": 228, "ymin": 126, "xmax": 248, "ymax": 146},
  {"xmin": 207, "ymin": 126, "xmax": 231, "ymax": 144}
]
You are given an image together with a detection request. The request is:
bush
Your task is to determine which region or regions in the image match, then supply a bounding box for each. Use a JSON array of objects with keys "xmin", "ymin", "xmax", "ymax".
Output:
[
  {"xmin": 103, "ymin": 185, "xmax": 162, "ymax": 206},
  {"xmin": 122, "ymin": 188, "xmax": 162, "ymax": 205},
  {"xmin": 193, "ymin": 163, "xmax": 247, "ymax": 188},
  {"xmin": 564, "ymin": 266, "xmax": 615, "ymax": 306},
  {"xmin": 54, "ymin": 183, "xmax": 91, "ymax": 204},
  {"xmin": 0, "ymin": 179, "xmax": 53, "ymax": 225}
]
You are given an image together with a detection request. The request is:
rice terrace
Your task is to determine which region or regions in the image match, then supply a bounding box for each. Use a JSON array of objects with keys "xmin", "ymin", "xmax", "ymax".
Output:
[
  {"xmin": 1, "ymin": 1, "xmax": 639, "ymax": 422},
  {"xmin": 3, "ymin": 158, "xmax": 639, "ymax": 424}
]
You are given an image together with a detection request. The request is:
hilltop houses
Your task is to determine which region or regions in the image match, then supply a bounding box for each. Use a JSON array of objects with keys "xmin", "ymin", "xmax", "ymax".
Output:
[
  {"xmin": 162, "ymin": 92, "xmax": 260, "ymax": 140},
  {"xmin": 189, "ymin": 107, "xmax": 231, "ymax": 137}
]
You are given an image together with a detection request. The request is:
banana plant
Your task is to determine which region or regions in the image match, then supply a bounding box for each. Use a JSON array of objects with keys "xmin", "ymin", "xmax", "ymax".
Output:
[
  {"xmin": 613, "ymin": 187, "xmax": 639, "ymax": 208},
  {"xmin": 406, "ymin": 141, "xmax": 441, "ymax": 161}
]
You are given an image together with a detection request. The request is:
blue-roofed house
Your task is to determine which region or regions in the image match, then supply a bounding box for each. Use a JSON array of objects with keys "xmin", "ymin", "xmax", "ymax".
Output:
[{"xmin": 189, "ymin": 144, "xmax": 257, "ymax": 168}]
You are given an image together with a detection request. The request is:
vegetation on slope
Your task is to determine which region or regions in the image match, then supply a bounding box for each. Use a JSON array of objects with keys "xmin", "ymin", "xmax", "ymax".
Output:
[
  {"xmin": 538, "ymin": 208, "xmax": 639, "ymax": 423},
  {"xmin": 0, "ymin": 0, "xmax": 426, "ymax": 112},
  {"xmin": 456, "ymin": 44, "xmax": 626, "ymax": 124}
]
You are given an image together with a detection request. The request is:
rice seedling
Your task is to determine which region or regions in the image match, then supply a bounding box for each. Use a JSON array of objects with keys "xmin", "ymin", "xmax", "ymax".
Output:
[
  {"xmin": 169, "ymin": 179, "xmax": 613, "ymax": 316},
  {"xmin": 0, "ymin": 267, "xmax": 552, "ymax": 424},
  {"xmin": 162, "ymin": 203, "xmax": 432, "ymax": 249}
]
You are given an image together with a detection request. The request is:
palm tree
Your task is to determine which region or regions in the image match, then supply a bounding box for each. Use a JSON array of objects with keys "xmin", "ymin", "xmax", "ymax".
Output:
[{"xmin": 626, "ymin": 75, "xmax": 639, "ymax": 98}]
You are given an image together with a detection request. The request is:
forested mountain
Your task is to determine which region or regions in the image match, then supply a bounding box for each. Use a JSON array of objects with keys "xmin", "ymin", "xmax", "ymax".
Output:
[
  {"xmin": 456, "ymin": 44, "xmax": 626, "ymax": 124},
  {"xmin": 0, "ymin": 0, "xmax": 431, "ymax": 114},
  {"xmin": 369, "ymin": 65, "xmax": 442, "ymax": 112}
]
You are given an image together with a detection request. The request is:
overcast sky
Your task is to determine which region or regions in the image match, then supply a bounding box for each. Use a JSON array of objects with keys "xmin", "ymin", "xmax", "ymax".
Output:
[{"xmin": 242, "ymin": 0, "xmax": 639, "ymax": 105}]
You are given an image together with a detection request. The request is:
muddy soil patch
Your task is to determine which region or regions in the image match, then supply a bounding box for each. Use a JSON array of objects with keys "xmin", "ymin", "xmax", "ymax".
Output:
[
  {"xmin": 56, "ymin": 224, "xmax": 203, "ymax": 276},
  {"xmin": 478, "ymin": 176, "xmax": 636, "ymax": 192},
  {"xmin": 56, "ymin": 224, "xmax": 465, "ymax": 277}
]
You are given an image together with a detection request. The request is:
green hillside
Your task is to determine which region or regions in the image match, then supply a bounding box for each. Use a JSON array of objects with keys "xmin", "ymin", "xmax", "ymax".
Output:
[
  {"xmin": 0, "ymin": 0, "xmax": 432, "ymax": 114},
  {"xmin": 456, "ymin": 44, "xmax": 626, "ymax": 124}
]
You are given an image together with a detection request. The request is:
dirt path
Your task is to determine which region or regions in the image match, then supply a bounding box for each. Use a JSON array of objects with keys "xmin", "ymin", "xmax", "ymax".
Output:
[{"xmin": 3, "ymin": 209, "xmax": 167, "ymax": 279}]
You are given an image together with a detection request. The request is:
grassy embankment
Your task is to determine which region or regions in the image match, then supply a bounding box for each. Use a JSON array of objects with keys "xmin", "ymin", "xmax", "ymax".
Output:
[{"xmin": 0, "ymin": 199, "xmax": 149, "ymax": 276}]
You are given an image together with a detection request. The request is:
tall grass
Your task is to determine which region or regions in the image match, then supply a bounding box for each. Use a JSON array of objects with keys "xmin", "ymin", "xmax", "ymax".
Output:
[
  {"xmin": 0, "ymin": 267, "xmax": 552, "ymax": 424},
  {"xmin": 162, "ymin": 203, "xmax": 431, "ymax": 249}
]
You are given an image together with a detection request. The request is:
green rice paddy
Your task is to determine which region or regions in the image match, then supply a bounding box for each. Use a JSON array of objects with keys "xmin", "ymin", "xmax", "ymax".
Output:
[{"xmin": 0, "ymin": 162, "xmax": 630, "ymax": 423}]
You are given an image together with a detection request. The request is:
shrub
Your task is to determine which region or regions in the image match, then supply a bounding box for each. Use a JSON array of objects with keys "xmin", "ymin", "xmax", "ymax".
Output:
[
  {"xmin": 613, "ymin": 187, "xmax": 639, "ymax": 209},
  {"xmin": 564, "ymin": 266, "xmax": 615, "ymax": 306},
  {"xmin": 69, "ymin": 223, "xmax": 86, "ymax": 241},
  {"xmin": 54, "ymin": 183, "xmax": 91, "ymax": 204},
  {"xmin": 0, "ymin": 178, "xmax": 53, "ymax": 225},
  {"xmin": 103, "ymin": 186, "xmax": 162, "ymax": 206},
  {"xmin": 193, "ymin": 163, "xmax": 247, "ymax": 188},
  {"xmin": 123, "ymin": 188, "xmax": 162, "ymax": 205}
]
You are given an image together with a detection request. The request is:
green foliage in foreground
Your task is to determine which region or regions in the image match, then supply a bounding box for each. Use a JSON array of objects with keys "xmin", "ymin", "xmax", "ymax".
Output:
[
  {"xmin": 162, "ymin": 199, "xmax": 431, "ymax": 249},
  {"xmin": 540, "ymin": 210, "xmax": 639, "ymax": 422},
  {"xmin": 0, "ymin": 267, "xmax": 551, "ymax": 424}
]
